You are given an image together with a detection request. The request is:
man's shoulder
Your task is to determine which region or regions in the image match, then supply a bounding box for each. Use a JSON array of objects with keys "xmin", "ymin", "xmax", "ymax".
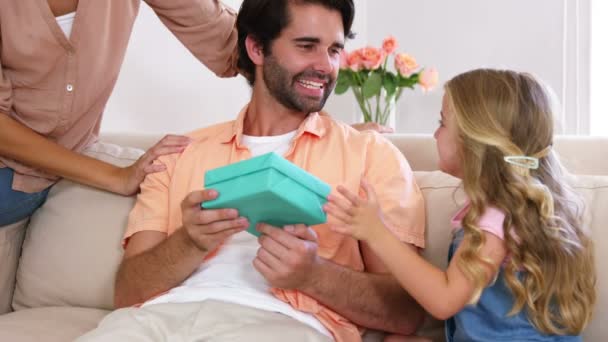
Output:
[
  {"xmin": 184, "ymin": 120, "xmax": 236, "ymax": 144},
  {"xmin": 319, "ymin": 113, "xmax": 367, "ymax": 139},
  {"xmin": 154, "ymin": 120, "xmax": 234, "ymax": 168}
]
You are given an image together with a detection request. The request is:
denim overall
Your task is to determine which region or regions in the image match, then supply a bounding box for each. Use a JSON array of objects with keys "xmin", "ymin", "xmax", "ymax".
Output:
[{"xmin": 445, "ymin": 229, "xmax": 582, "ymax": 342}]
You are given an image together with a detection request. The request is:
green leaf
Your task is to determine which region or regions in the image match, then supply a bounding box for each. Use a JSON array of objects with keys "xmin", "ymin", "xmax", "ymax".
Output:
[
  {"xmin": 362, "ymin": 72, "xmax": 382, "ymax": 99},
  {"xmin": 383, "ymin": 72, "xmax": 398, "ymax": 97},
  {"xmin": 355, "ymin": 71, "xmax": 368, "ymax": 87},
  {"xmin": 335, "ymin": 71, "xmax": 351, "ymax": 95},
  {"xmin": 398, "ymin": 73, "xmax": 420, "ymax": 88}
]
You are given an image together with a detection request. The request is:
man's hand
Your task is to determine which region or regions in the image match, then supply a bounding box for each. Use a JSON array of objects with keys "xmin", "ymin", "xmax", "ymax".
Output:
[
  {"xmin": 117, "ymin": 134, "xmax": 192, "ymax": 195},
  {"xmin": 254, "ymin": 224, "xmax": 321, "ymax": 290},
  {"xmin": 181, "ymin": 189, "xmax": 249, "ymax": 252}
]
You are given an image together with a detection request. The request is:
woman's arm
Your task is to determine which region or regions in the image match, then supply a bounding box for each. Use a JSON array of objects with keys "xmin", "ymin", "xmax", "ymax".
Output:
[
  {"xmin": 144, "ymin": 0, "xmax": 238, "ymax": 77},
  {"xmin": 0, "ymin": 114, "xmax": 190, "ymax": 195}
]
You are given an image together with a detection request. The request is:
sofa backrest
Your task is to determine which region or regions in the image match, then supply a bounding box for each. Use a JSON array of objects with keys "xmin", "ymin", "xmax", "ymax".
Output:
[
  {"xmin": 101, "ymin": 133, "xmax": 608, "ymax": 175},
  {"xmin": 11, "ymin": 135, "xmax": 608, "ymax": 341},
  {"xmin": 388, "ymin": 134, "xmax": 608, "ymax": 175},
  {"xmin": 12, "ymin": 143, "xmax": 141, "ymax": 311}
]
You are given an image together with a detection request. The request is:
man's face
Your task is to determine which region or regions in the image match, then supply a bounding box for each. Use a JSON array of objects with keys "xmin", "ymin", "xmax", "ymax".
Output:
[{"xmin": 261, "ymin": 3, "xmax": 345, "ymax": 113}]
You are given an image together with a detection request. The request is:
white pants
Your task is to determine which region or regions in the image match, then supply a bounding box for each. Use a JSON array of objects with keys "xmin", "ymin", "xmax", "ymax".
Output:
[{"xmin": 76, "ymin": 300, "xmax": 334, "ymax": 342}]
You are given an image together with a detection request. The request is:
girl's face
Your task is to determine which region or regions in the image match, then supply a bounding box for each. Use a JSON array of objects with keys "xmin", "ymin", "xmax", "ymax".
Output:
[{"xmin": 434, "ymin": 94, "xmax": 463, "ymax": 178}]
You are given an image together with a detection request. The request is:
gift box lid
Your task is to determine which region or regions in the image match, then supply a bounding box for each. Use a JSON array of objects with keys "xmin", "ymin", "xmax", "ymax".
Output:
[
  {"xmin": 204, "ymin": 152, "xmax": 330, "ymax": 198},
  {"xmin": 202, "ymin": 152, "xmax": 331, "ymax": 236}
]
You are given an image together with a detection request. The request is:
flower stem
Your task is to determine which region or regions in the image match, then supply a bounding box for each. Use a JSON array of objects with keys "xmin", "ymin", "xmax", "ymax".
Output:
[
  {"xmin": 395, "ymin": 87, "xmax": 404, "ymax": 102},
  {"xmin": 375, "ymin": 57, "xmax": 390, "ymax": 124},
  {"xmin": 380, "ymin": 93, "xmax": 395, "ymax": 125},
  {"xmin": 375, "ymin": 92, "xmax": 381, "ymax": 123},
  {"xmin": 351, "ymin": 73, "xmax": 372, "ymax": 122},
  {"xmin": 352, "ymin": 87, "xmax": 371, "ymax": 121}
]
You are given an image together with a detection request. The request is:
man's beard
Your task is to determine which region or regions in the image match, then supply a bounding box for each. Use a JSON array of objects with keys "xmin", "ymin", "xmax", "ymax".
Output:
[{"xmin": 262, "ymin": 55, "xmax": 335, "ymax": 113}]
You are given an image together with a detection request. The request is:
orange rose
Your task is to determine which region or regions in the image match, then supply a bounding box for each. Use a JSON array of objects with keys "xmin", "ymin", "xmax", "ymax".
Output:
[
  {"xmin": 347, "ymin": 50, "xmax": 363, "ymax": 72},
  {"xmin": 382, "ymin": 36, "xmax": 398, "ymax": 55},
  {"xmin": 339, "ymin": 50, "xmax": 349, "ymax": 70},
  {"xmin": 358, "ymin": 47, "xmax": 385, "ymax": 70},
  {"xmin": 419, "ymin": 67, "xmax": 439, "ymax": 92},
  {"xmin": 394, "ymin": 53, "xmax": 419, "ymax": 77}
]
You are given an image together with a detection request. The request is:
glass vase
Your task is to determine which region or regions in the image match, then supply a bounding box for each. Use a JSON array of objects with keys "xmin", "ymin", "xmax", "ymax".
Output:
[{"xmin": 352, "ymin": 88, "xmax": 397, "ymax": 131}]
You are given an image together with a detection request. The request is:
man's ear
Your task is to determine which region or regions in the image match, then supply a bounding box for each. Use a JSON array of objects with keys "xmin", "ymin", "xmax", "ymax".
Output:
[{"xmin": 245, "ymin": 35, "xmax": 265, "ymax": 66}]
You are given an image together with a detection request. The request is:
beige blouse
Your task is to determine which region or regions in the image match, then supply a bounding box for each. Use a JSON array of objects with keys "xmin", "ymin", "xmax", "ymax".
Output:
[{"xmin": 0, "ymin": 0, "xmax": 238, "ymax": 193}]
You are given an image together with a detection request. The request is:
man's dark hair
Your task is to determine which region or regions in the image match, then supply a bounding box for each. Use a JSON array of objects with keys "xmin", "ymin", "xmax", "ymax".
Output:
[{"xmin": 236, "ymin": 0, "xmax": 355, "ymax": 85}]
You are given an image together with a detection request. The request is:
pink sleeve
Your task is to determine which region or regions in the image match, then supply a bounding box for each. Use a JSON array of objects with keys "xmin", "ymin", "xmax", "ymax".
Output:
[
  {"xmin": 451, "ymin": 204, "xmax": 505, "ymax": 240},
  {"xmin": 476, "ymin": 207, "xmax": 505, "ymax": 240}
]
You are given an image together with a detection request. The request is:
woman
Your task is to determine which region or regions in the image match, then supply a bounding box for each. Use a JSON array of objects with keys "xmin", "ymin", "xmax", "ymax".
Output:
[{"xmin": 0, "ymin": 0, "xmax": 239, "ymax": 225}]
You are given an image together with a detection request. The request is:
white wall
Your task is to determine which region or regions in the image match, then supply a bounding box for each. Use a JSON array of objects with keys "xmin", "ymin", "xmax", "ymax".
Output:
[
  {"xmin": 102, "ymin": 0, "xmax": 587, "ymax": 135},
  {"xmin": 591, "ymin": 0, "xmax": 608, "ymax": 135},
  {"xmin": 364, "ymin": 0, "xmax": 566, "ymax": 133}
]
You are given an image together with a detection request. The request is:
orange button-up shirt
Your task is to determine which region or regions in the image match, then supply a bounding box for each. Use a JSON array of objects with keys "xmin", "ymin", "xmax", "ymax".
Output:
[
  {"xmin": 125, "ymin": 105, "xmax": 426, "ymax": 342},
  {"xmin": 0, "ymin": 0, "xmax": 237, "ymax": 193}
]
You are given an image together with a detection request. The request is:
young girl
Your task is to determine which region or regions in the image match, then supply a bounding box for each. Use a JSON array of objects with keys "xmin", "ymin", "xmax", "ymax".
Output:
[{"xmin": 324, "ymin": 69, "xmax": 596, "ymax": 341}]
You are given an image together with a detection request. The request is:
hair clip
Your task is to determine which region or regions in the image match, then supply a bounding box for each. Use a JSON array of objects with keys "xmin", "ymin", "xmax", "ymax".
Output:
[{"xmin": 503, "ymin": 156, "xmax": 539, "ymax": 169}]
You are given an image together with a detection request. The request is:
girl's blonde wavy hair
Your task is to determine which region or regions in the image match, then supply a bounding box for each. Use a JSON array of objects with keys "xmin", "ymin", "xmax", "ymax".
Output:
[{"xmin": 445, "ymin": 69, "xmax": 596, "ymax": 335}]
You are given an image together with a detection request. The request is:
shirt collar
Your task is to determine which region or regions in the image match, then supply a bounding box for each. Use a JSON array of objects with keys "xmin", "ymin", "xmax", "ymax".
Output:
[{"xmin": 220, "ymin": 103, "xmax": 329, "ymax": 146}]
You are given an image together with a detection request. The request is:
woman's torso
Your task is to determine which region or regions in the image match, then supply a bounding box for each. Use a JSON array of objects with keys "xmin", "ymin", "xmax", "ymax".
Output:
[{"xmin": 0, "ymin": 1, "xmax": 141, "ymax": 191}]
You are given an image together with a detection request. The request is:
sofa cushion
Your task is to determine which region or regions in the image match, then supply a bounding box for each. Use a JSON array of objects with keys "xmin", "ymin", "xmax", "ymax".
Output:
[
  {"xmin": 0, "ymin": 306, "xmax": 109, "ymax": 342},
  {"xmin": 12, "ymin": 142, "xmax": 143, "ymax": 311},
  {"xmin": 570, "ymin": 175, "xmax": 608, "ymax": 341},
  {"xmin": 415, "ymin": 171, "xmax": 464, "ymax": 267},
  {"xmin": 8, "ymin": 140, "xmax": 607, "ymax": 341},
  {"xmin": 411, "ymin": 171, "xmax": 462, "ymax": 340},
  {"xmin": 0, "ymin": 219, "xmax": 28, "ymax": 314}
]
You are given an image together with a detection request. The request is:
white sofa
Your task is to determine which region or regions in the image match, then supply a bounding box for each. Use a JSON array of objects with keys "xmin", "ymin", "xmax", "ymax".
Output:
[{"xmin": 0, "ymin": 133, "xmax": 606, "ymax": 342}]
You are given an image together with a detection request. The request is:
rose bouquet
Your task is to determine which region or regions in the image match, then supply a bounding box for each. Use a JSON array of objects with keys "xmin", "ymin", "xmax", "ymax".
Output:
[{"xmin": 335, "ymin": 36, "xmax": 438, "ymax": 126}]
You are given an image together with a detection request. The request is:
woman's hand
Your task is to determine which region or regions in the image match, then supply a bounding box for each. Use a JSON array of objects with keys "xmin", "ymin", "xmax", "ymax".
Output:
[{"xmin": 116, "ymin": 135, "xmax": 192, "ymax": 195}]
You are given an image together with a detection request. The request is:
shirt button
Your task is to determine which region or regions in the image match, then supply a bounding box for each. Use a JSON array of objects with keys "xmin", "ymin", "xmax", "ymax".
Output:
[{"xmin": 66, "ymin": 84, "xmax": 74, "ymax": 92}]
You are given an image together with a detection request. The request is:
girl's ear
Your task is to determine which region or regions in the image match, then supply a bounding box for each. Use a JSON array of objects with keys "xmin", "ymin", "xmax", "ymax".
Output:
[{"xmin": 245, "ymin": 35, "xmax": 265, "ymax": 66}]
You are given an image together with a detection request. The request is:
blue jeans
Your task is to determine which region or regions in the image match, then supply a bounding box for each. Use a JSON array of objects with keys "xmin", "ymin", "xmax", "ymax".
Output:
[{"xmin": 0, "ymin": 167, "xmax": 51, "ymax": 227}]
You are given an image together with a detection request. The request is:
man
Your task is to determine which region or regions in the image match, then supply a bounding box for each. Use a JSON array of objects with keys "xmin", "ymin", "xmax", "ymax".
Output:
[
  {"xmin": 77, "ymin": 1, "xmax": 425, "ymax": 341},
  {"xmin": 0, "ymin": 0, "xmax": 387, "ymax": 314}
]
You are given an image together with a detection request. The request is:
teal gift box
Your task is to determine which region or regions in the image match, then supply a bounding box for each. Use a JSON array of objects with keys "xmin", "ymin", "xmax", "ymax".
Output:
[{"xmin": 202, "ymin": 152, "xmax": 331, "ymax": 236}]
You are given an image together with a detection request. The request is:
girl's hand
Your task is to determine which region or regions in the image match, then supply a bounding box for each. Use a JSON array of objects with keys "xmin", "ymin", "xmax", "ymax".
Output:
[
  {"xmin": 323, "ymin": 179, "xmax": 388, "ymax": 242},
  {"xmin": 118, "ymin": 134, "xmax": 192, "ymax": 195}
]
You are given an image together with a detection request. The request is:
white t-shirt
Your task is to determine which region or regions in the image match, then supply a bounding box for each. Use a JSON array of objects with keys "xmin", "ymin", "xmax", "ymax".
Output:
[
  {"xmin": 241, "ymin": 130, "xmax": 297, "ymax": 157},
  {"xmin": 143, "ymin": 131, "xmax": 332, "ymax": 338},
  {"xmin": 56, "ymin": 12, "xmax": 76, "ymax": 39}
]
